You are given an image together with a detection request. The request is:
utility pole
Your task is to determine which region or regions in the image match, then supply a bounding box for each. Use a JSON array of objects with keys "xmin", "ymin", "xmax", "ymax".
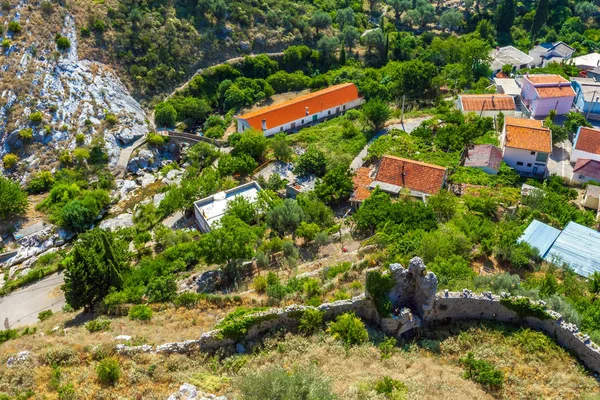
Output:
[{"xmin": 401, "ymin": 95, "xmax": 406, "ymax": 125}]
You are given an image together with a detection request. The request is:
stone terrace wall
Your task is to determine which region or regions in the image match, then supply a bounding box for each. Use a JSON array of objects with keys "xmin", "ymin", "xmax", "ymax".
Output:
[
  {"xmin": 117, "ymin": 294, "xmax": 377, "ymax": 355},
  {"xmin": 428, "ymin": 290, "xmax": 600, "ymax": 374}
]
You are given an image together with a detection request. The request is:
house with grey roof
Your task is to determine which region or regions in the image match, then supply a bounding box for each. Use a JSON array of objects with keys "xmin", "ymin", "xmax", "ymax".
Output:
[
  {"xmin": 463, "ymin": 144, "xmax": 503, "ymax": 174},
  {"xmin": 570, "ymin": 52, "xmax": 600, "ymax": 71},
  {"xmin": 572, "ymin": 77, "xmax": 600, "ymax": 116},
  {"xmin": 520, "ymin": 220, "xmax": 600, "ymax": 277},
  {"xmin": 490, "ymin": 46, "xmax": 533, "ymax": 74},
  {"xmin": 529, "ymin": 42, "xmax": 575, "ymax": 68}
]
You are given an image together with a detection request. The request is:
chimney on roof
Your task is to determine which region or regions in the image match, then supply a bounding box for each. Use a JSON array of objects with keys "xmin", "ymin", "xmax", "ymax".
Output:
[
  {"xmin": 261, "ymin": 120, "xmax": 267, "ymax": 130},
  {"xmin": 305, "ymin": 106, "xmax": 310, "ymax": 116}
]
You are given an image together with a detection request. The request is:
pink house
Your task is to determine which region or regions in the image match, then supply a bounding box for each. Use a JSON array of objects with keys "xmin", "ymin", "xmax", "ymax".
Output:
[{"xmin": 520, "ymin": 74, "xmax": 576, "ymax": 117}]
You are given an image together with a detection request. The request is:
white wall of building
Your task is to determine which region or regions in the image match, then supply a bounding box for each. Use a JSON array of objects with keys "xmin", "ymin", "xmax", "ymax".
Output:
[
  {"xmin": 572, "ymin": 148, "xmax": 600, "ymax": 163},
  {"xmin": 571, "ymin": 171, "xmax": 600, "ymax": 185},
  {"xmin": 502, "ymin": 147, "xmax": 548, "ymax": 175},
  {"xmin": 237, "ymin": 98, "xmax": 364, "ymax": 136},
  {"xmin": 531, "ymin": 96, "xmax": 574, "ymax": 117}
]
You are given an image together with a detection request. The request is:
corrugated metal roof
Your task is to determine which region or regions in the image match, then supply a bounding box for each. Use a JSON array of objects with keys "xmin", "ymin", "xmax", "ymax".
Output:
[
  {"xmin": 519, "ymin": 220, "xmax": 561, "ymax": 258},
  {"xmin": 545, "ymin": 222, "xmax": 600, "ymax": 277}
]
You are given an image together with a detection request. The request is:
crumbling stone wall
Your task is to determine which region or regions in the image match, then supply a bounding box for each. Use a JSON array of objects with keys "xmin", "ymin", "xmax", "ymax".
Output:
[{"xmin": 117, "ymin": 257, "xmax": 600, "ymax": 375}]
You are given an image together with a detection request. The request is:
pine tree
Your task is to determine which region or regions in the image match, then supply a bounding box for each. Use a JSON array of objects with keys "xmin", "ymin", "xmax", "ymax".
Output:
[
  {"xmin": 63, "ymin": 229, "xmax": 129, "ymax": 312},
  {"xmin": 339, "ymin": 44, "xmax": 347, "ymax": 65},
  {"xmin": 530, "ymin": 0, "xmax": 550, "ymax": 42},
  {"xmin": 495, "ymin": 0, "xmax": 515, "ymax": 36}
]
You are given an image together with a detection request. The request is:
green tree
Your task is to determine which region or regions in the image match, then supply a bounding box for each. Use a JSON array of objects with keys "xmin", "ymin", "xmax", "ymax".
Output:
[
  {"xmin": 63, "ymin": 229, "xmax": 129, "ymax": 312},
  {"xmin": 310, "ymin": 11, "xmax": 332, "ymax": 36},
  {"xmin": 388, "ymin": 0, "xmax": 411, "ymax": 20},
  {"xmin": 267, "ymin": 199, "xmax": 306, "ymax": 237},
  {"xmin": 362, "ymin": 98, "xmax": 391, "ymax": 131},
  {"xmin": 294, "ymin": 147, "xmax": 327, "ymax": 177},
  {"xmin": 154, "ymin": 102, "xmax": 177, "ymax": 127},
  {"xmin": 271, "ymin": 132, "xmax": 293, "ymax": 161},
  {"xmin": 199, "ymin": 215, "xmax": 257, "ymax": 277},
  {"xmin": 234, "ymin": 129, "xmax": 267, "ymax": 160},
  {"xmin": 495, "ymin": 0, "xmax": 515, "ymax": 37},
  {"xmin": 336, "ymin": 7, "xmax": 355, "ymax": 29},
  {"xmin": 328, "ymin": 312, "xmax": 368, "ymax": 346},
  {"xmin": 296, "ymin": 221, "xmax": 321, "ymax": 243},
  {"xmin": 530, "ymin": 0, "xmax": 550, "ymax": 41},
  {"xmin": 225, "ymin": 196, "xmax": 258, "ymax": 225},
  {"xmin": 314, "ymin": 165, "xmax": 354, "ymax": 205},
  {"xmin": 297, "ymin": 194, "xmax": 334, "ymax": 228},
  {"xmin": 440, "ymin": 9, "xmax": 462, "ymax": 31},
  {"xmin": 427, "ymin": 190, "xmax": 458, "ymax": 222},
  {"xmin": 575, "ymin": 2, "xmax": 596, "ymax": 19},
  {"xmin": 0, "ymin": 176, "xmax": 29, "ymax": 219},
  {"xmin": 385, "ymin": 60, "xmax": 439, "ymax": 101},
  {"xmin": 340, "ymin": 26, "xmax": 360, "ymax": 53},
  {"xmin": 460, "ymin": 38, "xmax": 491, "ymax": 83}
]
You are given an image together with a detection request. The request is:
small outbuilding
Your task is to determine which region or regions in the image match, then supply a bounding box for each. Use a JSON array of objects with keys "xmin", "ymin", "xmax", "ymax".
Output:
[
  {"xmin": 520, "ymin": 219, "xmax": 600, "ymax": 277},
  {"xmin": 582, "ymin": 185, "xmax": 600, "ymax": 216},
  {"xmin": 490, "ymin": 46, "xmax": 533, "ymax": 74},
  {"xmin": 463, "ymin": 144, "xmax": 503, "ymax": 174},
  {"xmin": 572, "ymin": 126, "xmax": 600, "ymax": 164},
  {"xmin": 193, "ymin": 181, "xmax": 262, "ymax": 233},
  {"xmin": 457, "ymin": 94, "xmax": 517, "ymax": 116}
]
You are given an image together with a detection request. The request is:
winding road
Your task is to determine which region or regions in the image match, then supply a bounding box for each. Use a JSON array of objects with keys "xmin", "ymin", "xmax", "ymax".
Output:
[{"xmin": 0, "ymin": 272, "xmax": 66, "ymax": 330}]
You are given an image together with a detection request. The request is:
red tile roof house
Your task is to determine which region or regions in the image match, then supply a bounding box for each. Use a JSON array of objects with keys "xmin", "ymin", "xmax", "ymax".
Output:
[
  {"xmin": 457, "ymin": 94, "xmax": 517, "ymax": 117},
  {"xmin": 357, "ymin": 155, "xmax": 447, "ymax": 202},
  {"xmin": 235, "ymin": 83, "xmax": 364, "ymax": 137},
  {"xmin": 463, "ymin": 144, "xmax": 503, "ymax": 174},
  {"xmin": 500, "ymin": 117, "xmax": 552, "ymax": 177},
  {"xmin": 519, "ymin": 74, "xmax": 576, "ymax": 117},
  {"xmin": 572, "ymin": 126, "xmax": 600, "ymax": 184}
]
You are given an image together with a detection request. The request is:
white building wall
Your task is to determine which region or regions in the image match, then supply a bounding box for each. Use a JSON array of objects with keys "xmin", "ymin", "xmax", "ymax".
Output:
[
  {"xmin": 571, "ymin": 171, "xmax": 600, "ymax": 185},
  {"xmin": 572, "ymin": 149, "xmax": 600, "ymax": 164},
  {"xmin": 502, "ymin": 147, "xmax": 548, "ymax": 175},
  {"xmin": 531, "ymin": 96, "xmax": 574, "ymax": 117},
  {"xmin": 237, "ymin": 98, "xmax": 364, "ymax": 136}
]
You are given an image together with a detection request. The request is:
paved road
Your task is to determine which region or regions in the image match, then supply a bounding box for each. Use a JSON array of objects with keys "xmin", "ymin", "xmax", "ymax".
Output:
[
  {"xmin": 547, "ymin": 139, "xmax": 573, "ymax": 179},
  {"xmin": 0, "ymin": 272, "xmax": 66, "ymax": 329},
  {"xmin": 112, "ymin": 136, "xmax": 147, "ymax": 178},
  {"xmin": 350, "ymin": 117, "xmax": 429, "ymax": 171}
]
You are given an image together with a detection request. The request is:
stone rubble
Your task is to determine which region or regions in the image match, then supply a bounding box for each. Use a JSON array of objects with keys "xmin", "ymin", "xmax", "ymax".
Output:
[
  {"xmin": 6, "ymin": 351, "xmax": 31, "ymax": 367},
  {"xmin": 0, "ymin": 14, "xmax": 149, "ymax": 169},
  {"xmin": 167, "ymin": 383, "xmax": 227, "ymax": 400}
]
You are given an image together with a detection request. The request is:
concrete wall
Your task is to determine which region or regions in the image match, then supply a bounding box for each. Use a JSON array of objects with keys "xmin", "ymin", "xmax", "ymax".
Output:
[
  {"xmin": 502, "ymin": 147, "xmax": 548, "ymax": 176},
  {"xmin": 572, "ymin": 148, "xmax": 600, "ymax": 164}
]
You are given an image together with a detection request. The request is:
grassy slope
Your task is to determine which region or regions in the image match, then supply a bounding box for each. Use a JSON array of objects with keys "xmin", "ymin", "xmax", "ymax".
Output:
[{"xmin": 1, "ymin": 305, "xmax": 599, "ymax": 399}]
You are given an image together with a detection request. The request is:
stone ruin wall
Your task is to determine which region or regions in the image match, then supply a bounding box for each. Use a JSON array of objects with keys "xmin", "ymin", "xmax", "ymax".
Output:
[{"xmin": 117, "ymin": 257, "xmax": 600, "ymax": 375}]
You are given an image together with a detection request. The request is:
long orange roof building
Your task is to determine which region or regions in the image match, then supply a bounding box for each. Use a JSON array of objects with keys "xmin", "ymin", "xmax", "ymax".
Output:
[{"xmin": 235, "ymin": 83, "xmax": 363, "ymax": 136}]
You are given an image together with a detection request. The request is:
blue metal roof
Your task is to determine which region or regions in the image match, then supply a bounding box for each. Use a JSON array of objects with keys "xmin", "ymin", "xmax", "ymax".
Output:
[
  {"xmin": 545, "ymin": 222, "xmax": 600, "ymax": 277},
  {"xmin": 519, "ymin": 220, "xmax": 561, "ymax": 258}
]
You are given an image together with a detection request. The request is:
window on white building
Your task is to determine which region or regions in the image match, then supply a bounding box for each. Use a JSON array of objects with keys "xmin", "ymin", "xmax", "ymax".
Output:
[
  {"xmin": 527, "ymin": 163, "xmax": 532, "ymax": 167},
  {"xmin": 530, "ymin": 151, "xmax": 535, "ymax": 155},
  {"xmin": 517, "ymin": 162, "xmax": 524, "ymax": 166}
]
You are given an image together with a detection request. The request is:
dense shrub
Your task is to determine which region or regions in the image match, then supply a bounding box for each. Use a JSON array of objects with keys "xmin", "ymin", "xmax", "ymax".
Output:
[
  {"xmin": 459, "ymin": 352, "xmax": 504, "ymax": 390},
  {"xmin": 327, "ymin": 312, "xmax": 368, "ymax": 346},
  {"xmin": 2, "ymin": 153, "xmax": 18, "ymax": 169},
  {"xmin": 0, "ymin": 329, "xmax": 19, "ymax": 345},
  {"xmin": 55, "ymin": 35, "xmax": 71, "ymax": 50},
  {"xmin": 298, "ymin": 308, "xmax": 325, "ymax": 334},
  {"xmin": 38, "ymin": 310, "xmax": 53, "ymax": 322},
  {"xmin": 128, "ymin": 304, "xmax": 153, "ymax": 321},
  {"xmin": 27, "ymin": 171, "xmax": 54, "ymax": 194},
  {"xmin": 0, "ymin": 176, "xmax": 28, "ymax": 219},
  {"xmin": 29, "ymin": 111, "xmax": 43, "ymax": 124},
  {"xmin": 8, "ymin": 20, "xmax": 21, "ymax": 33},
  {"xmin": 373, "ymin": 376, "xmax": 408, "ymax": 397},
  {"xmin": 500, "ymin": 297, "xmax": 551, "ymax": 320},
  {"xmin": 85, "ymin": 319, "xmax": 111, "ymax": 333},
  {"xmin": 96, "ymin": 357, "xmax": 121, "ymax": 385},
  {"xmin": 238, "ymin": 366, "xmax": 335, "ymax": 400},
  {"xmin": 366, "ymin": 269, "xmax": 395, "ymax": 317}
]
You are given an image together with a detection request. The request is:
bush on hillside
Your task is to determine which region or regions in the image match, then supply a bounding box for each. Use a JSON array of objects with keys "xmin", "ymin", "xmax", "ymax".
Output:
[
  {"xmin": 128, "ymin": 304, "xmax": 153, "ymax": 321},
  {"xmin": 238, "ymin": 366, "xmax": 335, "ymax": 400},
  {"xmin": 459, "ymin": 352, "xmax": 504, "ymax": 390},
  {"xmin": 96, "ymin": 357, "xmax": 121, "ymax": 385},
  {"xmin": 327, "ymin": 312, "xmax": 368, "ymax": 346}
]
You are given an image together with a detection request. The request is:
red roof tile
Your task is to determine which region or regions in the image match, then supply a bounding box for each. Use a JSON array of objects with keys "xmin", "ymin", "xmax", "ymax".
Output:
[
  {"xmin": 460, "ymin": 94, "xmax": 516, "ymax": 112},
  {"xmin": 237, "ymin": 83, "xmax": 360, "ymax": 131},
  {"xmin": 375, "ymin": 155, "xmax": 446, "ymax": 195},
  {"xmin": 574, "ymin": 159, "xmax": 600, "ymax": 181},
  {"xmin": 351, "ymin": 167, "xmax": 374, "ymax": 202},
  {"xmin": 526, "ymin": 74, "xmax": 569, "ymax": 84},
  {"xmin": 464, "ymin": 144, "xmax": 503, "ymax": 170},
  {"xmin": 536, "ymin": 85, "xmax": 576, "ymax": 98},
  {"xmin": 504, "ymin": 118, "xmax": 552, "ymax": 153},
  {"xmin": 575, "ymin": 127, "xmax": 600, "ymax": 155}
]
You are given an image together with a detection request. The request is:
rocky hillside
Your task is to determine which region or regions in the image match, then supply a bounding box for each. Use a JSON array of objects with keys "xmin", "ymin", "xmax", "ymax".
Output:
[{"xmin": 0, "ymin": 3, "xmax": 148, "ymax": 176}]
